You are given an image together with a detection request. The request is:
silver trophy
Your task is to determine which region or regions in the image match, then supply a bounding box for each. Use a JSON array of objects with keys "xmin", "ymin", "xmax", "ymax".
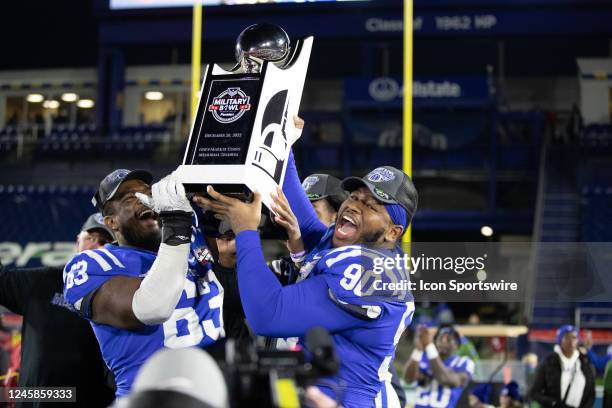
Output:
[
  {"xmin": 235, "ymin": 23, "xmax": 291, "ymax": 73},
  {"xmin": 177, "ymin": 23, "xmax": 313, "ymax": 224}
]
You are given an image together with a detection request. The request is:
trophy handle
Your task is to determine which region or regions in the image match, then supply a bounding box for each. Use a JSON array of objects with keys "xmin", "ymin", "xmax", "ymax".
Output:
[{"xmin": 280, "ymin": 36, "xmax": 313, "ymax": 70}]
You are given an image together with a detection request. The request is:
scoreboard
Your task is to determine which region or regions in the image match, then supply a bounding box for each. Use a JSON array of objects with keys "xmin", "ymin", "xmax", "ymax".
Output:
[{"xmin": 110, "ymin": 0, "xmax": 370, "ymax": 10}]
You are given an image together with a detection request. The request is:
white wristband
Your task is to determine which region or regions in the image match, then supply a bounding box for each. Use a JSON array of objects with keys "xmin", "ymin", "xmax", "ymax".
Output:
[
  {"xmin": 410, "ymin": 349, "xmax": 424, "ymax": 362},
  {"xmin": 425, "ymin": 343, "xmax": 439, "ymax": 360}
]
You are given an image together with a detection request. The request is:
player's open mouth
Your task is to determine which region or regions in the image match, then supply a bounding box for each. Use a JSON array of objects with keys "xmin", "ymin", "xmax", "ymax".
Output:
[
  {"xmin": 335, "ymin": 214, "xmax": 359, "ymax": 240},
  {"xmin": 138, "ymin": 209, "xmax": 158, "ymax": 221}
]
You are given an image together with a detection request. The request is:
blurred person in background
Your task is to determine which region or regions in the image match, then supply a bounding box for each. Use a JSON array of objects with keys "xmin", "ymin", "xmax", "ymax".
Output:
[
  {"xmin": 469, "ymin": 381, "xmax": 522, "ymax": 408},
  {"xmin": 301, "ymin": 173, "xmax": 347, "ymax": 227},
  {"xmin": 404, "ymin": 325, "xmax": 475, "ymax": 408},
  {"xmin": 76, "ymin": 213, "xmax": 117, "ymax": 252},
  {"xmin": 529, "ymin": 325, "xmax": 595, "ymax": 408},
  {"xmin": 0, "ymin": 212, "xmax": 116, "ymax": 408},
  {"xmin": 604, "ymin": 360, "xmax": 612, "ymax": 408},
  {"xmin": 582, "ymin": 330, "xmax": 612, "ymax": 374},
  {"xmin": 497, "ymin": 382, "xmax": 522, "ymax": 408}
]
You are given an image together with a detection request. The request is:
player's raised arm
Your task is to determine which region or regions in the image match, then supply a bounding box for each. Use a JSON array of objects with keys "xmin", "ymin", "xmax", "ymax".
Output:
[
  {"xmin": 282, "ymin": 116, "xmax": 327, "ymax": 249},
  {"xmin": 417, "ymin": 326, "xmax": 472, "ymax": 388},
  {"xmin": 403, "ymin": 328, "xmax": 425, "ymax": 383},
  {"xmin": 64, "ymin": 172, "xmax": 193, "ymax": 330},
  {"xmin": 194, "ymin": 186, "xmax": 364, "ymax": 336}
]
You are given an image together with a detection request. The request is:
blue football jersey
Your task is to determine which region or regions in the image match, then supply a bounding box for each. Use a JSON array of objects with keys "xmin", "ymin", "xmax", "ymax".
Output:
[
  {"xmin": 62, "ymin": 227, "xmax": 224, "ymax": 397},
  {"xmin": 415, "ymin": 354, "xmax": 475, "ymax": 408},
  {"xmin": 298, "ymin": 226, "xmax": 415, "ymax": 408}
]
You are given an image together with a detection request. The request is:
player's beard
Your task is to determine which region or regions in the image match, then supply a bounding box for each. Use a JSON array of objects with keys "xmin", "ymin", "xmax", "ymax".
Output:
[
  {"xmin": 361, "ymin": 227, "xmax": 386, "ymax": 246},
  {"xmin": 121, "ymin": 223, "xmax": 161, "ymax": 253}
]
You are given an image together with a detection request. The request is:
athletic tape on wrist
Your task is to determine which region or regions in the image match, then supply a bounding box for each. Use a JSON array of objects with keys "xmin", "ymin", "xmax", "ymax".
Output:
[{"xmin": 425, "ymin": 343, "xmax": 439, "ymax": 360}]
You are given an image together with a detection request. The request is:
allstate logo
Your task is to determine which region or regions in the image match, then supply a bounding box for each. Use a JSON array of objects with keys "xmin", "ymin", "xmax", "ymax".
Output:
[
  {"xmin": 368, "ymin": 77, "xmax": 400, "ymax": 102},
  {"xmin": 367, "ymin": 167, "xmax": 395, "ymax": 182},
  {"xmin": 208, "ymin": 87, "xmax": 251, "ymax": 123},
  {"xmin": 302, "ymin": 175, "xmax": 320, "ymax": 191}
]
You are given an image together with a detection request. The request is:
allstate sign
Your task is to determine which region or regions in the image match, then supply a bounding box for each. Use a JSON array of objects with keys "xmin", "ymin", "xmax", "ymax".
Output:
[
  {"xmin": 368, "ymin": 78, "xmax": 463, "ymax": 102},
  {"xmin": 345, "ymin": 76, "xmax": 490, "ymax": 106},
  {"xmin": 368, "ymin": 78, "xmax": 402, "ymax": 102}
]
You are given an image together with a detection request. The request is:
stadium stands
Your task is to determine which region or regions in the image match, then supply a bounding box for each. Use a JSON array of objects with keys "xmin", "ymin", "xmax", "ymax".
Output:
[
  {"xmin": 35, "ymin": 125, "xmax": 170, "ymax": 160},
  {"xmin": 0, "ymin": 184, "xmax": 95, "ymax": 243}
]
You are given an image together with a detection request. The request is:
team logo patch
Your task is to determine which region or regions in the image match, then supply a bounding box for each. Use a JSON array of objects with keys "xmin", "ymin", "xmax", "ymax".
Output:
[
  {"xmin": 109, "ymin": 169, "xmax": 130, "ymax": 182},
  {"xmin": 208, "ymin": 87, "xmax": 251, "ymax": 123},
  {"xmin": 302, "ymin": 175, "xmax": 320, "ymax": 191},
  {"xmin": 195, "ymin": 246, "xmax": 213, "ymax": 266},
  {"xmin": 374, "ymin": 188, "xmax": 390, "ymax": 200},
  {"xmin": 367, "ymin": 167, "xmax": 395, "ymax": 182}
]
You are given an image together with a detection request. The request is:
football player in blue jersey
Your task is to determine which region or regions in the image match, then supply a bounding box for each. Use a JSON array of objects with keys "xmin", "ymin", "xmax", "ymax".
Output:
[
  {"xmin": 404, "ymin": 325, "xmax": 475, "ymax": 408},
  {"xmin": 194, "ymin": 117, "xmax": 418, "ymax": 408},
  {"xmin": 62, "ymin": 169, "xmax": 224, "ymax": 397}
]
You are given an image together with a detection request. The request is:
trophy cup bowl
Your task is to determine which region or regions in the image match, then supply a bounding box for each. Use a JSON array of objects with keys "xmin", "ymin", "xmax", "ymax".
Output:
[{"xmin": 235, "ymin": 23, "xmax": 291, "ymax": 73}]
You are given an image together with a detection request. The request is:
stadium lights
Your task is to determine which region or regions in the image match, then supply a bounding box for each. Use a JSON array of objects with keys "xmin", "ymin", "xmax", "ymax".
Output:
[
  {"xmin": 61, "ymin": 92, "xmax": 79, "ymax": 102},
  {"xmin": 145, "ymin": 91, "xmax": 164, "ymax": 101},
  {"xmin": 480, "ymin": 225, "xmax": 494, "ymax": 237},
  {"xmin": 77, "ymin": 99, "xmax": 95, "ymax": 109},
  {"xmin": 43, "ymin": 100, "xmax": 60, "ymax": 109},
  {"xmin": 26, "ymin": 94, "xmax": 44, "ymax": 103}
]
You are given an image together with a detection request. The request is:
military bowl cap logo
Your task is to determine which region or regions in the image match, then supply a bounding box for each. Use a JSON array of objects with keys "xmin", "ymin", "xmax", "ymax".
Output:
[
  {"xmin": 367, "ymin": 167, "xmax": 396, "ymax": 183},
  {"xmin": 94, "ymin": 213, "xmax": 105, "ymax": 224},
  {"xmin": 208, "ymin": 87, "xmax": 251, "ymax": 123},
  {"xmin": 110, "ymin": 169, "xmax": 130, "ymax": 182},
  {"xmin": 302, "ymin": 175, "xmax": 320, "ymax": 191}
]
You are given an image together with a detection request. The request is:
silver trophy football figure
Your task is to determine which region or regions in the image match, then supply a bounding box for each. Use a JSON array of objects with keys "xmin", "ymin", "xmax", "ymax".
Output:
[{"xmin": 235, "ymin": 23, "xmax": 291, "ymax": 73}]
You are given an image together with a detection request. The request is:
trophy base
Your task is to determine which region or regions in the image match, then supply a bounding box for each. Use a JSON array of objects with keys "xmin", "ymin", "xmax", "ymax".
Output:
[
  {"xmin": 259, "ymin": 207, "xmax": 289, "ymax": 240},
  {"xmin": 188, "ymin": 183, "xmax": 288, "ymax": 240},
  {"xmin": 184, "ymin": 183, "xmax": 253, "ymax": 202}
]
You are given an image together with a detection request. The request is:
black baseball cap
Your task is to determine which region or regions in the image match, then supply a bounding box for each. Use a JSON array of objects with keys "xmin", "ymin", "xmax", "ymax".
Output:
[
  {"xmin": 434, "ymin": 325, "xmax": 461, "ymax": 345},
  {"xmin": 81, "ymin": 212, "xmax": 115, "ymax": 238},
  {"xmin": 92, "ymin": 169, "xmax": 153, "ymax": 211},
  {"xmin": 302, "ymin": 174, "xmax": 348, "ymax": 210},
  {"xmin": 341, "ymin": 166, "xmax": 418, "ymax": 221}
]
